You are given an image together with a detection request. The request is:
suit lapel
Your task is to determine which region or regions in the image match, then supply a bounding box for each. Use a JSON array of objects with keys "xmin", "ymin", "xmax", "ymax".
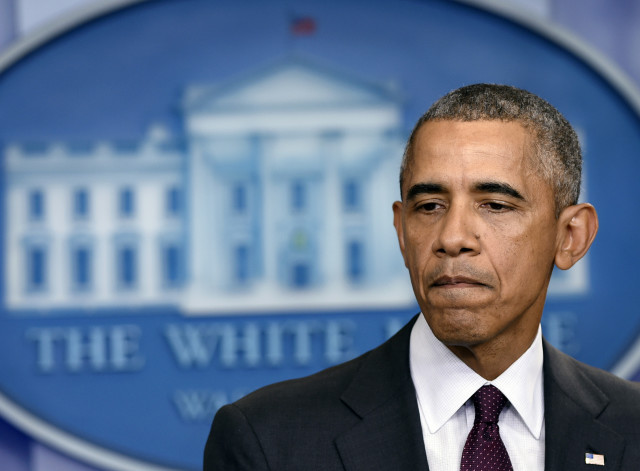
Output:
[
  {"xmin": 335, "ymin": 316, "xmax": 429, "ymax": 471},
  {"xmin": 543, "ymin": 340, "xmax": 625, "ymax": 471}
]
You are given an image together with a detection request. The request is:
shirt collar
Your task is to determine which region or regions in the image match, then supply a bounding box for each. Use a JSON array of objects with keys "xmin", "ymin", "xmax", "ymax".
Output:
[{"xmin": 409, "ymin": 313, "xmax": 544, "ymax": 438}]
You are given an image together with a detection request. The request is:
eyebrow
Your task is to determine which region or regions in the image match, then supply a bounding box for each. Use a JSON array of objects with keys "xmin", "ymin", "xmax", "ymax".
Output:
[
  {"xmin": 474, "ymin": 181, "xmax": 525, "ymax": 200},
  {"xmin": 405, "ymin": 181, "xmax": 525, "ymax": 201},
  {"xmin": 405, "ymin": 182, "xmax": 445, "ymax": 201}
]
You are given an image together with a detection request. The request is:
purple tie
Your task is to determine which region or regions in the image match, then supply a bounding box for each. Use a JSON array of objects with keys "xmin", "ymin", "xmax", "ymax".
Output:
[{"xmin": 460, "ymin": 385, "xmax": 514, "ymax": 471}]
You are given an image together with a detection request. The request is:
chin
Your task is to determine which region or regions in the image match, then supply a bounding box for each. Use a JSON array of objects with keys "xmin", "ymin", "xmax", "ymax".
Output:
[
  {"xmin": 424, "ymin": 311, "xmax": 493, "ymax": 346},
  {"xmin": 432, "ymin": 328, "xmax": 490, "ymax": 347}
]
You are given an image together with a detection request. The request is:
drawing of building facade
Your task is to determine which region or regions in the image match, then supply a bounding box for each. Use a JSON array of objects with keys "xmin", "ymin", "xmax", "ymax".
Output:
[
  {"xmin": 4, "ymin": 125, "xmax": 186, "ymax": 309},
  {"xmin": 3, "ymin": 58, "xmax": 414, "ymax": 313},
  {"xmin": 3, "ymin": 57, "xmax": 590, "ymax": 314}
]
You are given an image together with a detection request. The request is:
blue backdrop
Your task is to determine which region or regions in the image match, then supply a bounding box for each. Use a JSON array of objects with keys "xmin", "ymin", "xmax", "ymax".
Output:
[{"xmin": 0, "ymin": 1, "xmax": 639, "ymax": 470}]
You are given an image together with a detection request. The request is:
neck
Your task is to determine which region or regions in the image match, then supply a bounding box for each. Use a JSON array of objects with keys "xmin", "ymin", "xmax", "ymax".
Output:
[{"xmin": 446, "ymin": 328, "xmax": 539, "ymax": 380}]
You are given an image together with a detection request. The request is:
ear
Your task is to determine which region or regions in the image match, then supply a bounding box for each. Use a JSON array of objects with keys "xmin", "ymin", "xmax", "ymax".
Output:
[
  {"xmin": 554, "ymin": 203, "xmax": 599, "ymax": 270},
  {"xmin": 392, "ymin": 200, "xmax": 407, "ymax": 265}
]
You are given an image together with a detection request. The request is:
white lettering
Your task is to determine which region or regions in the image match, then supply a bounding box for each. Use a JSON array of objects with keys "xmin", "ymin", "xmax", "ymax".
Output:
[
  {"xmin": 164, "ymin": 325, "xmax": 220, "ymax": 368},
  {"xmin": 27, "ymin": 328, "xmax": 60, "ymax": 372},
  {"xmin": 172, "ymin": 389, "xmax": 247, "ymax": 422},
  {"xmin": 164, "ymin": 319, "xmax": 356, "ymax": 369},
  {"xmin": 325, "ymin": 320, "xmax": 356, "ymax": 363},
  {"xmin": 26, "ymin": 325, "xmax": 145, "ymax": 373},
  {"xmin": 220, "ymin": 323, "xmax": 260, "ymax": 367}
]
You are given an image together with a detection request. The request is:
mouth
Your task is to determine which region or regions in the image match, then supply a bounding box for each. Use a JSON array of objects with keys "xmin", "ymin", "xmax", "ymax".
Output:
[{"xmin": 431, "ymin": 275, "xmax": 487, "ymax": 288}]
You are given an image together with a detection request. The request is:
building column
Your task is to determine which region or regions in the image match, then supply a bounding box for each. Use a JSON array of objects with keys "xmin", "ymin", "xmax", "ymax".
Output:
[
  {"xmin": 260, "ymin": 136, "xmax": 278, "ymax": 290},
  {"xmin": 322, "ymin": 135, "xmax": 345, "ymax": 290}
]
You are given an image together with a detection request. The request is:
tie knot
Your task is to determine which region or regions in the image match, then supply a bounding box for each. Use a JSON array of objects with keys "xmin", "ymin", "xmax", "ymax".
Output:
[{"xmin": 472, "ymin": 385, "xmax": 507, "ymax": 424}]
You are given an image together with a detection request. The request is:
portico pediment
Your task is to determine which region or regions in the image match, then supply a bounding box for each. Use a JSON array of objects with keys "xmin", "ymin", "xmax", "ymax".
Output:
[{"xmin": 184, "ymin": 57, "xmax": 401, "ymax": 113}]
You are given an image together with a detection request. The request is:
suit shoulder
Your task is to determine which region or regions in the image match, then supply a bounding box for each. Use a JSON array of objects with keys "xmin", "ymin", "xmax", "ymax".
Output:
[
  {"xmin": 547, "ymin": 344, "xmax": 640, "ymax": 418},
  {"xmin": 566, "ymin": 354, "xmax": 640, "ymax": 397},
  {"xmin": 580, "ymin": 360, "xmax": 640, "ymax": 403},
  {"xmin": 207, "ymin": 349, "xmax": 376, "ymax": 469},
  {"xmin": 232, "ymin": 315, "xmax": 417, "ymax": 416},
  {"xmin": 210, "ymin": 315, "xmax": 416, "ymax": 458}
]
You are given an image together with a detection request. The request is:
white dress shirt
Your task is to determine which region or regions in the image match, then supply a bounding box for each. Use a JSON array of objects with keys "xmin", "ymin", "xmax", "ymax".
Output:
[{"xmin": 409, "ymin": 314, "xmax": 545, "ymax": 471}]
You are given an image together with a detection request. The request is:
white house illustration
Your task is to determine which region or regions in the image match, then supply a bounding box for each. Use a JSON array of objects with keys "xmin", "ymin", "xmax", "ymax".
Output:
[
  {"xmin": 3, "ymin": 57, "xmax": 415, "ymax": 313},
  {"xmin": 3, "ymin": 57, "xmax": 588, "ymax": 313}
]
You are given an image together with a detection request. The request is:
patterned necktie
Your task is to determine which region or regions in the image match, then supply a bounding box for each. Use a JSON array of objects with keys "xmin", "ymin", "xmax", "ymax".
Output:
[{"xmin": 460, "ymin": 385, "xmax": 514, "ymax": 471}]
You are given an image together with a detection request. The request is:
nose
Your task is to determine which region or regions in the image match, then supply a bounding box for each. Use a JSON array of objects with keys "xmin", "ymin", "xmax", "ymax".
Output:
[{"xmin": 432, "ymin": 203, "xmax": 480, "ymax": 257}]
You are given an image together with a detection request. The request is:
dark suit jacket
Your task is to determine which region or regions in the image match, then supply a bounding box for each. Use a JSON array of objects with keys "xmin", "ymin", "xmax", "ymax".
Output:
[{"xmin": 204, "ymin": 316, "xmax": 640, "ymax": 470}]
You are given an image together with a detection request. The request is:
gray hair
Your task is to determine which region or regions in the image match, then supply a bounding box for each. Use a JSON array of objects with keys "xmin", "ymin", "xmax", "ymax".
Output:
[{"xmin": 400, "ymin": 83, "xmax": 582, "ymax": 215}]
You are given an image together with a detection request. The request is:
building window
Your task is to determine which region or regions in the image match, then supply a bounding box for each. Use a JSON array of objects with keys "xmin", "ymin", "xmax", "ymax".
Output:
[
  {"xmin": 118, "ymin": 187, "xmax": 135, "ymax": 218},
  {"xmin": 71, "ymin": 245, "xmax": 92, "ymax": 290},
  {"xmin": 232, "ymin": 183, "xmax": 247, "ymax": 214},
  {"xmin": 28, "ymin": 189, "xmax": 45, "ymax": 221},
  {"xmin": 73, "ymin": 188, "xmax": 90, "ymax": 219},
  {"xmin": 166, "ymin": 186, "xmax": 181, "ymax": 217},
  {"xmin": 291, "ymin": 181, "xmax": 306, "ymax": 212},
  {"xmin": 26, "ymin": 245, "xmax": 47, "ymax": 292},
  {"xmin": 292, "ymin": 262, "xmax": 310, "ymax": 288},
  {"xmin": 117, "ymin": 245, "xmax": 137, "ymax": 289},
  {"xmin": 162, "ymin": 243, "xmax": 182, "ymax": 287},
  {"xmin": 347, "ymin": 241, "xmax": 364, "ymax": 282},
  {"xmin": 234, "ymin": 245, "xmax": 249, "ymax": 284},
  {"xmin": 343, "ymin": 179, "xmax": 361, "ymax": 212}
]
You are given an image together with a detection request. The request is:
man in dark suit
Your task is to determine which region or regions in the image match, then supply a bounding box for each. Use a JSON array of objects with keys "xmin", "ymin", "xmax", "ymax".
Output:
[{"xmin": 204, "ymin": 84, "xmax": 640, "ymax": 470}]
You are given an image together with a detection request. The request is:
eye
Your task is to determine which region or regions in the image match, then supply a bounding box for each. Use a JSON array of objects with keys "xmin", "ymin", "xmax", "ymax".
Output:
[
  {"xmin": 417, "ymin": 201, "xmax": 443, "ymax": 212},
  {"xmin": 481, "ymin": 201, "xmax": 512, "ymax": 212}
]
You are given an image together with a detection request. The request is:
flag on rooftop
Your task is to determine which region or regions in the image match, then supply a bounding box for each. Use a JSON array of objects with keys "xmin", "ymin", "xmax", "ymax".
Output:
[{"xmin": 291, "ymin": 16, "xmax": 316, "ymax": 36}]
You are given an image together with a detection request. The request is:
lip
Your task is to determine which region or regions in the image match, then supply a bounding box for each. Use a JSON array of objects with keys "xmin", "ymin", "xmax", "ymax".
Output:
[{"xmin": 431, "ymin": 275, "xmax": 487, "ymax": 287}]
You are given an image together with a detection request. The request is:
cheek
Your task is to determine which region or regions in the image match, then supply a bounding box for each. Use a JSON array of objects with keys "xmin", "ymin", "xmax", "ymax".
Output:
[
  {"xmin": 403, "ymin": 227, "xmax": 432, "ymax": 258},
  {"xmin": 405, "ymin": 247, "xmax": 429, "ymax": 278},
  {"xmin": 402, "ymin": 239, "xmax": 435, "ymax": 288},
  {"xmin": 490, "ymin": 228, "xmax": 555, "ymax": 285}
]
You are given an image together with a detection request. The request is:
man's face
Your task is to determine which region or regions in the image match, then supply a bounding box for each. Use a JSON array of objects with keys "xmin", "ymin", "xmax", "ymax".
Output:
[{"xmin": 393, "ymin": 120, "xmax": 560, "ymax": 355}]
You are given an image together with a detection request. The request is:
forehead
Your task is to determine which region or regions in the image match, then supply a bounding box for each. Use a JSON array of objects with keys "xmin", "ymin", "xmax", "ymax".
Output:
[{"xmin": 408, "ymin": 120, "xmax": 541, "ymax": 189}]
